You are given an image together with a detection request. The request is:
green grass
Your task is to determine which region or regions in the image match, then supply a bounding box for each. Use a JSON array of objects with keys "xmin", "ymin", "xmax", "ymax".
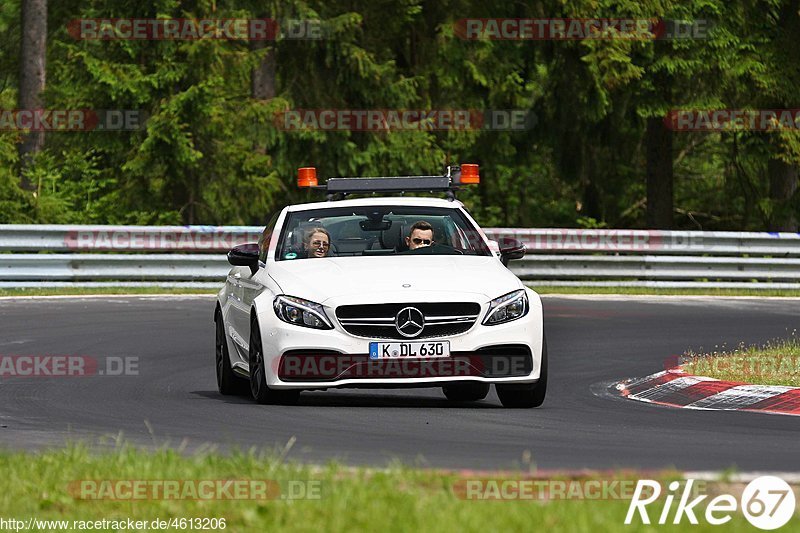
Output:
[
  {"xmin": 0, "ymin": 445, "xmax": 783, "ymax": 532},
  {"xmin": 682, "ymin": 335, "xmax": 800, "ymax": 386},
  {"xmin": 529, "ymin": 285, "xmax": 800, "ymax": 297},
  {"xmin": 0, "ymin": 287, "xmax": 216, "ymax": 297}
]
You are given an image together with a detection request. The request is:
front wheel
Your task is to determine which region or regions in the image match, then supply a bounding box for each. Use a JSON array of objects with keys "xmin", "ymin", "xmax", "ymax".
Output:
[
  {"xmin": 496, "ymin": 336, "xmax": 548, "ymax": 408},
  {"xmin": 249, "ymin": 316, "xmax": 300, "ymax": 405}
]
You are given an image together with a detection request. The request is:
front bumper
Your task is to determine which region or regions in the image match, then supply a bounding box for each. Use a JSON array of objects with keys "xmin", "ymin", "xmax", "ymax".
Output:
[{"xmin": 253, "ymin": 289, "xmax": 544, "ymax": 390}]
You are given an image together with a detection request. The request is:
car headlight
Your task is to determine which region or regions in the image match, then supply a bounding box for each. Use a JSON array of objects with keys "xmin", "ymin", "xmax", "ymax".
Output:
[
  {"xmin": 482, "ymin": 289, "xmax": 528, "ymax": 325},
  {"xmin": 273, "ymin": 295, "xmax": 333, "ymax": 329}
]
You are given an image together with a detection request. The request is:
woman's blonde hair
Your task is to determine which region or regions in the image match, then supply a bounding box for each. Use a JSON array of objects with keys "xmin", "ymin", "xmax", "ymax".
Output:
[{"xmin": 303, "ymin": 227, "xmax": 330, "ymax": 244}]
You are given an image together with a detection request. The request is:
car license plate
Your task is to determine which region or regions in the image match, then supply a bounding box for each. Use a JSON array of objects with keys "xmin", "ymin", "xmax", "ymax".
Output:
[{"xmin": 369, "ymin": 341, "xmax": 450, "ymax": 359}]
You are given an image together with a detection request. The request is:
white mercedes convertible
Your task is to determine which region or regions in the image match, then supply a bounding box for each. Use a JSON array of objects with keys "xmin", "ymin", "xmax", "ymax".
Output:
[{"xmin": 214, "ymin": 165, "xmax": 546, "ymax": 407}]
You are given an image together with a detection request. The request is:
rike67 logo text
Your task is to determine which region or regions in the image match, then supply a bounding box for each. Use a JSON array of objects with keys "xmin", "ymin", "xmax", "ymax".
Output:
[{"xmin": 626, "ymin": 476, "xmax": 796, "ymax": 530}]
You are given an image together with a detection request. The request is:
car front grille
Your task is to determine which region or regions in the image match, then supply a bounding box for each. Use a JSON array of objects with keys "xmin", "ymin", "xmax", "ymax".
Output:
[{"xmin": 335, "ymin": 302, "xmax": 481, "ymax": 339}]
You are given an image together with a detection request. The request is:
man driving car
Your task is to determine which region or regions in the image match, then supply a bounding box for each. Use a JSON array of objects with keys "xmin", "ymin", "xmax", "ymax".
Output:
[{"xmin": 405, "ymin": 221, "xmax": 434, "ymax": 250}]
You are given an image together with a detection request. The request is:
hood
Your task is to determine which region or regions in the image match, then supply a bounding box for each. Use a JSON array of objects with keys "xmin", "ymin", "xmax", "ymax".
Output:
[{"xmin": 267, "ymin": 255, "xmax": 522, "ymax": 303}]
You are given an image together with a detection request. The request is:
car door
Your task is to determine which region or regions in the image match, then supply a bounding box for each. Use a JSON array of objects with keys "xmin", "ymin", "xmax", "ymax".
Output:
[
  {"xmin": 225, "ymin": 263, "xmax": 252, "ymax": 359},
  {"xmin": 230, "ymin": 213, "xmax": 280, "ymax": 352}
]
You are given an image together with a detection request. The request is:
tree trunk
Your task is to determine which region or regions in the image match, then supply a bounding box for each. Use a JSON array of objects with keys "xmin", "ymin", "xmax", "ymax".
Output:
[
  {"xmin": 251, "ymin": 40, "xmax": 275, "ymax": 156},
  {"xmin": 18, "ymin": 0, "xmax": 47, "ymax": 188},
  {"xmin": 645, "ymin": 116, "xmax": 674, "ymax": 229},
  {"xmin": 251, "ymin": 42, "xmax": 276, "ymax": 100},
  {"xmin": 582, "ymin": 145, "xmax": 602, "ymax": 221},
  {"xmin": 767, "ymin": 158, "xmax": 798, "ymax": 231}
]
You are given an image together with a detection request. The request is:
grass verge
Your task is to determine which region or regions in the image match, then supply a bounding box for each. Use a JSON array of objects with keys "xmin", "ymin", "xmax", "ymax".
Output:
[
  {"xmin": 682, "ymin": 335, "xmax": 800, "ymax": 386},
  {"xmin": 0, "ymin": 445, "xmax": 774, "ymax": 532}
]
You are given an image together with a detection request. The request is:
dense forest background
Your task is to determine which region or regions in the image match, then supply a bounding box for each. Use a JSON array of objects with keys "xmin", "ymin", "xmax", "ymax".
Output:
[{"xmin": 0, "ymin": 0, "xmax": 798, "ymax": 230}]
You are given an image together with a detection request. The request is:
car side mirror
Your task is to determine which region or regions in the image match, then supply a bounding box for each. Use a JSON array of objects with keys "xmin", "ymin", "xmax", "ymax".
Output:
[
  {"xmin": 228, "ymin": 243, "xmax": 260, "ymax": 274},
  {"xmin": 499, "ymin": 238, "xmax": 526, "ymax": 266}
]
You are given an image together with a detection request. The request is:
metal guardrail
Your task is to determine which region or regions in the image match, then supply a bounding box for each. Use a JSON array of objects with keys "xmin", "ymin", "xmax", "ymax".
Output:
[
  {"xmin": 485, "ymin": 228, "xmax": 800, "ymax": 256},
  {"xmin": 513, "ymin": 255, "xmax": 800, "ymax": 280},
  {"xmin": 1, "ymin": 225, "xmax": 799, "ymax": 289},
  {"xmin": 0, "ymin": 225, "xmax": 263, "ymax": 252},
  {"xmin": 3, "ymin": 225, "xmax": 800, "ymax": 255},
  {"xmin": 0, "ymin": 254, "xmax": 224, "ymax": 281}
]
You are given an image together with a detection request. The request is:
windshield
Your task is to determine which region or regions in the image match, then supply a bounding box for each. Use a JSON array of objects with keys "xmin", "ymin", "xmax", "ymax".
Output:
[{"xmin": 275, "ymin": 206, "xmax": 491, "ymax": 261}]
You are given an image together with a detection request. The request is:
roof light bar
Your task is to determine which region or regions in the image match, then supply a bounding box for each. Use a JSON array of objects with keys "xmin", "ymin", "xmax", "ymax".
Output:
[
  {"xmin": 296, "ymin": 164, "xmax": 480, "ymax": 197},
  {"xmin": 459, "ymin": 163, "xmax": 480, "ymax": 184},
  {"xmin": 297, "ymin": 167, "xmax": 318, "ymax": 188}
]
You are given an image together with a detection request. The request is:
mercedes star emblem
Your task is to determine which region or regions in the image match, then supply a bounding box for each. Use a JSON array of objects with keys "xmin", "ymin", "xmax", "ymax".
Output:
[{"xmin": 395, "ymin": 307, "xmax": 425, "ymax": 338}]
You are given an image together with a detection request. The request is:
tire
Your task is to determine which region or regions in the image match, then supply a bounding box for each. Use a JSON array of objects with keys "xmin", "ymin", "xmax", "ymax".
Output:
[
  {"xmin": 442, "ymin": 382, "xmax": 490, "ymax": 402},
  {"xmin": 249, "ymin": 316, "xmax": 300, "ymax": 405},
  {"xmin": 496, "ymin": 336, "xmax": 548, "ymax": 408},
  {"xmin": 215, "ymin": 311, "xmax": 249, "ymax": 395}
]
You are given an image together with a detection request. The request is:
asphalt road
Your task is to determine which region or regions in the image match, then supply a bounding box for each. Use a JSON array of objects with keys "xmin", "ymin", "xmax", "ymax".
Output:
[{"xmin": 0, "ymin": 295, "xmax": 798, "ymax": 471}]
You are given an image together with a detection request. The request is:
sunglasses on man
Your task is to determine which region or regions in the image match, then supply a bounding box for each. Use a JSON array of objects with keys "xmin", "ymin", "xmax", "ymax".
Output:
[{"xmin": 411, "ymin": 238, "xmax": 432, "ymax": 245}]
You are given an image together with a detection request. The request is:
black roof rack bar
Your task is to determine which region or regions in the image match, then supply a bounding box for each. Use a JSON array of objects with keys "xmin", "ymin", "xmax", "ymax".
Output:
[{"xmin": 321, "ymin": 175, "xmax": 451, "ymax": 194}]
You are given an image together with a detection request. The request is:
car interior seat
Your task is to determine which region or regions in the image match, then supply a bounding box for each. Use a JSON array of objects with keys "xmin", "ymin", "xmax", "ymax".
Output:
[{"xmin": 375, "ymin": 220, "xmax": 408, "ymax": 251}]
